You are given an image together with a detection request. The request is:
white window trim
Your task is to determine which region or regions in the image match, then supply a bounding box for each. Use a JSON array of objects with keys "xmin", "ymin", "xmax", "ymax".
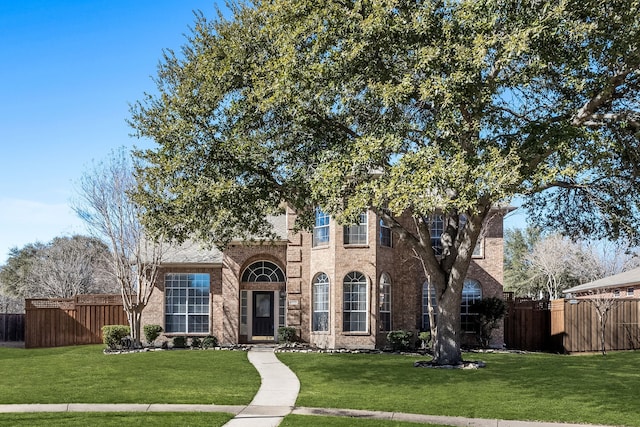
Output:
[
  {"xmin": 164, "ymin": 272, "xmax": 210, "ymax": 335},
  {"xmin": 343, "ymin": 272, "xmax": 369, "ymax": 333},
  {"xmin": 312, "ymin": 273, "xmax": 330, "ymax": 333},
  {"xmin": 379, "ymin": 273, "xmax": 392, "ymax": 332},
  {"xmin": 344, "ymin": 212, "xmax": 368, "ymax": 246}
]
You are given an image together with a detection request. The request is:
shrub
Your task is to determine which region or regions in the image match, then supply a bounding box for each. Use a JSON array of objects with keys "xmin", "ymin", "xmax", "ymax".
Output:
[
  {"xmin": 471, "ymin": 297, "xmax": 508, "ymax": 348},
  {"xmin": 190, "ymin": 336, "xmax": 202, "ymax": 349},
  {"xmin": 202, "ymin": 335, "xmax": 218, "ymax": 349},
  {"xmin": 278, "ymin": 326, "xmax": 297, "ymax": 343},
  {"xmin": 386, "ymin": 330, "xmax": 414, "ymax": 352},
  {"xmin": 418, "ymin": 331, "xmax": 431, "ymax": 351},
  {"xmin": 172, "ymin": 336, "xmax": 187, "ymax": 348},
  {"xmin": 102, "ymin": 325, "xmax": 130, "ymax": 350},
  {"xmin": 143, "ymin": 324, "xmax": 163, "ymax": 346}
]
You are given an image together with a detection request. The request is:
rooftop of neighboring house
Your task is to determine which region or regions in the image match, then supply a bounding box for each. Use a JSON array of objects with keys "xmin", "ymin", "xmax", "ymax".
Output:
[{"xmin": 563, "ymin": 267, "xmax": 640, "ymax": 295}]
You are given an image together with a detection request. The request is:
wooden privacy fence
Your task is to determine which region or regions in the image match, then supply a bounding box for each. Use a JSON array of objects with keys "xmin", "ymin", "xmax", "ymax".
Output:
[
  {"xmin": 25, "ymin": 294, "xmax": 126, "ymax": 348},
  {"xmin": 503, "ymin": 296, "xmax": 552, "ymax": 351},
  {"xmin": 552, "ymin": 298, "xmax": 640, "ymax": 353},
  {"xmin": 0, "ymin": 314, "xmax": 25, "ymax": 342},
  {"xmin": 504, "ymin": 295, "xmax": 640, "ymax": 353}
]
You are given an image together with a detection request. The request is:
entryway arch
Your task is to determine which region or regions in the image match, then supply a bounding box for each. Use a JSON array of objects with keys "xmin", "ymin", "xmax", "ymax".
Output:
[{"xmin": 239, "ymin": 260, "xmax": 286, "ymax": 343}]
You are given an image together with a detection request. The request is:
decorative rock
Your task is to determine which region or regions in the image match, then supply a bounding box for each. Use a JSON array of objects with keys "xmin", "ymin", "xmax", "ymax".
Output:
[{"xmin": 414, "ymin": 360, "xmax": 486, "ymax": 369}]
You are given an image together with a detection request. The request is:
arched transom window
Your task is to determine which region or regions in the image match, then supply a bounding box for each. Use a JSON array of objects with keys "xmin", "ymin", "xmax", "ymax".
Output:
[{"xmin": 241, "ymin": 261, "xmax": 285, "ymax": 282}]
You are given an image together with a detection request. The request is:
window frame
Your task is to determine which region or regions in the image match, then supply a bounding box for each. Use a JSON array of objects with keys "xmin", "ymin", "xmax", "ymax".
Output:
[
  {"xmin": 343, "ymin": 271, "xmax": 368, "ymax": 333},
  {"xmin": 164, "ymin": 272, "xmax": 210, "ymax": 334},
  {"xmin": 379, "ymin": 218, "xmax": 392, "ymax": 248},
  {"xmin": 422, "ymin": 281, "xmax": 437, "ymax": 331},
  {"xmin": 344, "ymin": 212, "xmax": 368, "ymax": 245},
  {"xmin": 429, "ymin": 214, "xmax": 444, "ymax": 256},
  {"xmin": 379, "ymin": 273, "xmax": 392, "ymax": 332},
  {"xmin": 312, "ymin": 273, "xmax": 330, "ymax": 332},
  {"xmin": 313, "ymin": 208, "xmax": 330, "ymax": 247},
  {"xmin": 241, "ymin": 261, "xmax": 285, "ymax": 282},
  {"xmin": 461, "ymin": 279, "xmax": 482, "ymax": 333}
]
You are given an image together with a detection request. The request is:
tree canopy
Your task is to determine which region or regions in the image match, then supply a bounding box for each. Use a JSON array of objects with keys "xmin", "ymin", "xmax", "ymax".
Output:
[
  {"xmin": 130, "ymin": 0, "xmax": 640, "ymax": 364},
  {"xmin": 504, "ymin": 228, "xmax": 640, "ymax": 299},
  {"xmin": 0, "ymin": 235, "xmax": 116, "ymax": 299}
]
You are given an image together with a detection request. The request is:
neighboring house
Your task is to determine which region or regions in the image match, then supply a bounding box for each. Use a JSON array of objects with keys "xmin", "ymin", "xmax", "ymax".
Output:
[
  {"xmin": 563, "ymin": 267, "xmax": 640, "ymax": 299},
  {"xmin": 142, "ymin": 208, "xmax": 506, "ymax": 349}
]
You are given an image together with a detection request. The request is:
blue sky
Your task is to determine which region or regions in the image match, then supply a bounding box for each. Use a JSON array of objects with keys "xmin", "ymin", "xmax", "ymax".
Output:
[
  {"xmin": 0, "ymin": 1, "xmax": 528, "ymax": 265},
  {"xmin": 0, "ymin": 1, "xmax": 224, "ymax": 263}
]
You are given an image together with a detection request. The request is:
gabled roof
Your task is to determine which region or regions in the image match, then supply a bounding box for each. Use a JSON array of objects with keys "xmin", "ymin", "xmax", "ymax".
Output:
[
  {"xmin": 161, "ymin": 214, "xmax": 288, "ymax": 265},
  {"xmin": 563, "ymin": 267, "xmax": 640, "ymax": 295},
  {"xmin": 161, "ymin": 239, "xmax": 224, "ymax": 265}
]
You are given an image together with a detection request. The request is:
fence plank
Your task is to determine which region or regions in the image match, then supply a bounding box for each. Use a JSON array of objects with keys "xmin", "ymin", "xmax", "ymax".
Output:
[
  {"xmin": 558, "ymin": 299, "xmax": 640, "ymax": 353},
  {"xmin": 504, "ymin": 299, "xmax": 551, "ymax": 351},
  {"xmin": 25, "ymin": 295, "xmax": 126, "ymax": 348},
  {"xmin": 0, "ymin": 314, "xmax": 25, "ymax": 341}
]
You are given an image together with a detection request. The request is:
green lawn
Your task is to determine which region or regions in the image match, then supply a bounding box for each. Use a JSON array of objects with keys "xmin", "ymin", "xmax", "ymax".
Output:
[
  {"xmin": 0, "ymin": 345, "xmax": 259, "ymax": 405},
  {"xmin": 0, "ymin": 412, "xmax": 234, "ymax": 426},
  {"xmin": 2, "ymin": 345, "xmax": 639, "ymax": 427},
  {"xmin": 281, "ymin": 414, "xmax": 449, "ymax": 426},
  {"xmin": 277, "ymin": 351, "xmax": 640, "ymax": 427}
]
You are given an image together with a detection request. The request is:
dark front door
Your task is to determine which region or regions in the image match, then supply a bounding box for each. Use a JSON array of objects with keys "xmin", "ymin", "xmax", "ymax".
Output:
[{"xmin": 252, "ymin": 291, "xmax": 274, "ymax": 337}]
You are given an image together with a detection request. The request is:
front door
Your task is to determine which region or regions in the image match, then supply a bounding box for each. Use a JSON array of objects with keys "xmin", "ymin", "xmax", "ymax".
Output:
[{"xmin": 252, "ymin": 291, "xmax": 274, "ymax": 338}]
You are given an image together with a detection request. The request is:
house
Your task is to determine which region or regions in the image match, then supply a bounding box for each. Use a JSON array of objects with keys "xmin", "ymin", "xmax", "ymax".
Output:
[
  {"xmin": 141, "ymin": 208, "xmax": 506, "ymax": 349},
  {"xmin": 563, "ymin": 267, "xmax": 640, "ymax": 299}
]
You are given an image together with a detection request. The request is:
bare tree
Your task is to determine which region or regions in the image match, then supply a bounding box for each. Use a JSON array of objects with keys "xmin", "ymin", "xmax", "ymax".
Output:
[
  {"xmin": 0, "ymin": 293, "xmax": 24, "ymax": 314},
  {"xmin": 31, "ymin": 236, "xmax": 117, "ymax": 298},
  {"xmin": 586, "ymin": 290, "xmax": 622, "ymax": 356},
  {"xmin": 526, "ymin": 235, "xmax": 582, "ymax": 300},
  {"xmin": 73, "ymin": 147, "xmax": 163, "ymax": 347},
  {"xmin": 0, "ymin": 236, "xmax": 117, "ymax": 299},
  {"xmin": 579, "ymin": 241, "xmax": 640, "ymax": 282},
  {"xmin": 516, "ymin": 234, "xmax": 640, "ymax": 299}
]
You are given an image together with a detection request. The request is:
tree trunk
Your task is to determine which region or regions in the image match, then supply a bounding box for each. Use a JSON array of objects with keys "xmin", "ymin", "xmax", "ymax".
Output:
[
  {"xmin": 432, "ymin": 282, "xmax": 463, "ymax": 365},
  {"xmin": 600, "ymin": 311, "xmax": 608, "ymax": 356},
  {"xmin": 125, "ymin": 303, "xmax": 144, "ymax": 348}
]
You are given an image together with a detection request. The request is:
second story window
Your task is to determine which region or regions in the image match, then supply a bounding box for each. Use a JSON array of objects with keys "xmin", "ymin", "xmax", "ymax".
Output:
[
  {"xmin": 429, "ymin": 214, "xmax": 444, "ymax": 255},
  {"xmin": 344, "ymin": 213, "xmax": 367, "ymax": 245},
  {"xmin": 379, "ymin": 218, "xmax": 392, "ymax": 247},
  {"xmin": 313, "ymin": 208, "xmax": 330, "ymax": 247}
]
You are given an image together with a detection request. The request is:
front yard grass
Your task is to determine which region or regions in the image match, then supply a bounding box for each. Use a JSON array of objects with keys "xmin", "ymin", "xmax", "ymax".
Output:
[
  {"xmin": 277, "ymin": 350, "xmax": 640, "ymax": 427},
  {"xmin": 0, "ymin": 412, "xmax": 234, "ymax": 426},
  {"xmin": 0, "ymin": 345, "xmax": 259, "ymax": 405},
  {"xmin": 281, "ymin": 414, "xmax": 449, "ymax": 426},
  {"xmin": 3, "ymin": 345, "xmax": 639, "ymax": 426}
]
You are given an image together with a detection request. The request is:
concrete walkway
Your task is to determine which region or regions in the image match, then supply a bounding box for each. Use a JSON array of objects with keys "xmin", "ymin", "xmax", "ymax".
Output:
[
  {"xmin": 222, "ymin": 346, "xmax": 300, "ymax": 427},
  {"xmin": 0, "ymin": 346, "xmax": 618, "ymax": 427}
]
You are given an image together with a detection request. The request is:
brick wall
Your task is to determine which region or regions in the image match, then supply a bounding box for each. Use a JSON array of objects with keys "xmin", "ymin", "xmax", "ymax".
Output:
[
  {"xmin": 288, "ymin": 208, "xmax": 506, "ymax": 349},
  {"xmin": 145, "ymin": 208, "xmax": 506, "ymax": 350}
]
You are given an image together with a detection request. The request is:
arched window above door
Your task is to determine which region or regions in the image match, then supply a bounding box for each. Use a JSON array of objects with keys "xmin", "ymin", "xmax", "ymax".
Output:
[{"xmin": 241, "ymin": 261, "xmax": 285, "ymax": 282}]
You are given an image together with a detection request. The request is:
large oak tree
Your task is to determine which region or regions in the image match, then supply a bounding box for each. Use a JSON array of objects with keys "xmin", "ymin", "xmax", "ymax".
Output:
[{"xmin": 130, "ymin": 0, "xmax": 639, "ymax": 364}]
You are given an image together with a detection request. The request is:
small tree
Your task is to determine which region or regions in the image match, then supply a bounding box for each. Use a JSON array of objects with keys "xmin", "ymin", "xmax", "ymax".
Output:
[
  {"xmin": 471, "ymin": 297, "xmax": 508, "ymax": 349},
  {"xmin": 586, "ymin": 290, "xmax": 622, "ymax": 356},
  {"xmin": 74, "ymin": 147, "xmax": 164, "ymax": 347}
]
